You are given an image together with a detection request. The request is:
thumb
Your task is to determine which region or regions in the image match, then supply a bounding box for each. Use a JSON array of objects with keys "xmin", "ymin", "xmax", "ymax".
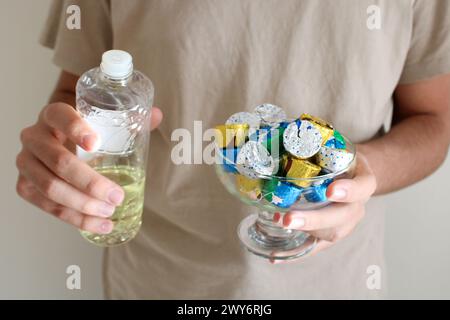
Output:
[
  {"xmin": 326, "ymin": 153, "xmax": 376, "ymax": 203},
  {"xmin": 150, "ymin": 107, "xmax": 163, "ymax": 130}
]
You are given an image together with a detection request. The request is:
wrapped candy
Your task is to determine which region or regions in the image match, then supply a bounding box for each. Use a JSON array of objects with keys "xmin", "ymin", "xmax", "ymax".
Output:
[
  {"xmin": 236, "ymin": 175, "xmax": 263, "ymax": 200},
  {"xmin": 249, "ymin": 126, "xmax": 286, "ymax": 156},
  {"xmin": 263, "ymin": 178, "xmax": 303, "ymax": 209},
  {"xmin": 281, "ymin": 155, "xmax": 321, "ymax": 188},
  {"xmin": 300, "ymin": 113, "xmax": 334, "ymax": 145},
  {"xmin": 316, "ymin": 146, "xmax": 354, "ymax": 172},
  {"xmin": 283, "ymin": 119, "xmax": 322, "ymax": 159},
  {"xmin": 324, "ymin": 130, "xmax": 346, "ymax": 149},
  {"xmin": 216, "ymin": 106, "xmax": 354, "ymax": 210},
  {"xmin": 304, "ymin": 179, "xmax": 333, "ymax": 203},
  {"xmin": 254, "ymin": 103, "xmax": 287, "ymax": 126},
  {"xmin": 236, "ymin": 141, "xmax": 275, "ymax": 178},
  {"xmin": 215, "ymin": 124, "xmax": 249, "ymax": 148},
  {"xmin": 220, "ymin": 147, "xmax": 239, "ymax": 174},
  {"xmin": 226, "ymin": 112, "xmax": 261, "ymax": 129},
  {"xmin": 278, "ymin": 121, "xmax": 291, "ymax": 130},
  {"xmin": 248, "ymin": 127, "xmax": 270, "ymax": 142}
]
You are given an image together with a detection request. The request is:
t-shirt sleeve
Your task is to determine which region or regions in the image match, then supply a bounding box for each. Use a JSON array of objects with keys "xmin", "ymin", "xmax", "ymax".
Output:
[
  {"xmin": 40, "ymin": 0, "xmax": 112, "ymax": 76},
  {"xmin": 399, "ymin": 0, "xmax": 450, "ymax": 84}
]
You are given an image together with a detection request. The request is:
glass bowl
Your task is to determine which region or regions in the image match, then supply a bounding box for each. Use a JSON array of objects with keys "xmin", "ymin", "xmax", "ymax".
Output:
[{"xmin": 215, "ymin": 135, "xmax": 356, "ymax": 261}]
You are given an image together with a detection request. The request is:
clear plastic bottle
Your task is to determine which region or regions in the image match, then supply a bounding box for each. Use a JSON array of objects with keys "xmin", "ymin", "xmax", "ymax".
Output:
[{"xmin": 76, "ymin": 50, "xmax": 154, "ymax": 246}]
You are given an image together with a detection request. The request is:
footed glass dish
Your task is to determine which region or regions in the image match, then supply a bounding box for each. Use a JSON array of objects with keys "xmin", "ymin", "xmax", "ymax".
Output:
[{"xmin": 215, "ymin": 135, "xmax": 356, "ymax": 261}]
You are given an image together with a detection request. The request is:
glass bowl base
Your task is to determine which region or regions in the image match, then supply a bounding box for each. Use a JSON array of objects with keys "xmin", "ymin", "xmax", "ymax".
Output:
[{"xmin": 237, "ymin": 213, "xmax": 317, "ymax": 261}]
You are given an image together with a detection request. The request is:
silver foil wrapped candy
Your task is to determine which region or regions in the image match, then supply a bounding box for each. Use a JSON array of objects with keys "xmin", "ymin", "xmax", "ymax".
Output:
[
  {"xmin": 283, "ymin": 120, "xmax": 322, "ymax": 159},
  {"xmin": 226, "ymin": 112, "xmax": 261, "ymax": 129},
  {"xmin": 316, "ymin": 146, "xmax": 354, "ymax": 172},
  {"xmin": 254, "ymin": 104, "xmax": 287, "ymax": 126},
  {"xmin": 236, "ymin": 141, "xmax": 275, "ymax": 178}
]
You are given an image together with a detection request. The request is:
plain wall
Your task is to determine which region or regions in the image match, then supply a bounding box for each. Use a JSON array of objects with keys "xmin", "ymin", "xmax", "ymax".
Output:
[
  {"xmin": 0, "ymin": 0, "xmax": 449, "ymax": 299},
  {"xmin": 0, "ymin": 0, "xmax": 103, "ymax": 299}
]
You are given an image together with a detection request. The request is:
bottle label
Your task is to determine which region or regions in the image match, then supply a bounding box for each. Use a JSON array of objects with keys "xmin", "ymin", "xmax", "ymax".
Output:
[{"xmin": 77, "ymin": 103, "xmax": 148, "ymax": 156}]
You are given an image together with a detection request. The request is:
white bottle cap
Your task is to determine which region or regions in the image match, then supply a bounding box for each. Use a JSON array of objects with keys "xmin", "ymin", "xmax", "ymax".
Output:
[{"xmin": 100, "ymin": 50, "xmax": 133, "ymax": 79}]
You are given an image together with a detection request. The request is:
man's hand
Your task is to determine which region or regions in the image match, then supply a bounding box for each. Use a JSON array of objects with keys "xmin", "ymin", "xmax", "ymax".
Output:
[
  {"xmin": 272, "ymin": 152, "xmax": 377, "ymax": 262},
  {"xmin": 16, "ymin": 102, "xmax": 163, "ymax": 233},
  {"xmin": 270, "ymin": 73, "xmax": 450, "ymax": 263}
]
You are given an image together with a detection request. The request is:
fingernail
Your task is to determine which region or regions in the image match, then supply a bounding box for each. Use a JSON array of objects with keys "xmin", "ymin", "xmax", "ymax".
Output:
[
  {"xmin": 99, "ymin": 203, "xmax": 115, "ymax": 217},
  {"xmin": 273, "ymin": 212, "xmax": 281, "ymax": 223},
  {"xmin": 82, "ymin": 134, "xmax": 97, "ymax": 151},
  {"xmin": 108, "ymin": 189, "xmax": 124, "ymax": 205},
  {"xmin": 287, "ymin": 217, "xmax": 305, "ymax": 229},
  {"xmin": 98, "ymin": 221, "xmax": 113, "ymax": 234},
  {"xmin": 332, "ymin": 188, "xmax": 347, "ymax": 200}
]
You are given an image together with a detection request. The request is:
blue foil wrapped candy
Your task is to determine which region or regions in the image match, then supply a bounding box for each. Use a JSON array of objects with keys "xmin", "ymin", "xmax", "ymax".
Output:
[
  {"xmin": 221, "ymin": 148, "xmax": 240, "ymax": 174},
  {"xmin": 249, "ymin": 127, "xmax": 286, "ymax": 156},
  {"xmin": 324, "ymin": 130, "xmax": 346, "ymax": 149},
  {"xmin": 263, "ymin": 179, "xmax": 303, "ymax": 209},
  {"xmin": 304, "ymin": 179, "xmax": 334, "ymax": 203}
]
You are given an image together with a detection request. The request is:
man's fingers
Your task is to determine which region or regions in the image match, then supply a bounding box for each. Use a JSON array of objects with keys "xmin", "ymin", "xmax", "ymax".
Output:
[
  {"xmin": 307, "ymin": 228, "xmax": 340, "ymax": 243},
  {"xmin": 283, "ymin": 202, "xmax": 362, "ymax": 231},
  {"xmin": 17, "ymin": 151, "xmax": 118, "ymax": 218},
  {"xmin": 16, "ymin": 175, "xmax": 113, "ymax": 234},
  {"xmin": 326, "ymin": 154, "xmax": 377, "ymax": 203},
  {"xmin": 326, "ymin": 177, "xmax": 375, "ymax": 203},
  {"xmin": 43, "ymin": 103, "xmax": 162, "ymax": 148},
  {"xmin": 41, "ymin": 103, "xmax": 99, "ymax": 151},
  {"xmin": 22, "ymin": 134, "xmax": 124, "ymax": 205},
  {"xmin": 150, "ymin": 107, "xmax": 163, "ymax": 130}
]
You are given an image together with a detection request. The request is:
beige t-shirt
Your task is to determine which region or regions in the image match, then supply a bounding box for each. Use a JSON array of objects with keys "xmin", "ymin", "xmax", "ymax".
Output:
[{"xmin": 41, "ymin": 0, "xmax": 450, "ymax": 299}]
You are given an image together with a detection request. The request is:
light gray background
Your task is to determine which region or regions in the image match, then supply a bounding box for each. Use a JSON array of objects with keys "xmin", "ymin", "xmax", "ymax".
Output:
[{"xmin": 0, "ymin": 0, "xmax": 449, "ymax": 299}]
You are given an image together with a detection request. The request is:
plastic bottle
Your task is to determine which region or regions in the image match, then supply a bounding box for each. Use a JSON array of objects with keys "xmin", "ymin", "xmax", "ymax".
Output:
[{"xmin": 76, "ymin": 50, "xmax": 154, "ymax": 246}]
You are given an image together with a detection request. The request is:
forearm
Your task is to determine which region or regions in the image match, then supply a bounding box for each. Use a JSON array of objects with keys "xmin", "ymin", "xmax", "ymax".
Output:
[
  {"xmin": 46, "ymin": 71, "xmax": 79, "ymax": 151},
  {"xmin": 49, "ymin": 89, "xmax": 75, "ymax": 106},
  {"xmin": 48, "ymin": 70, "xmax": 78, "ymax": 106},
  {"xmin": 358, "ymin": 113, "xmax": 450, "ymax": 195},
  {"xmin": 48, "ymin": 77, "xmax": 77, "ymax": 152}
]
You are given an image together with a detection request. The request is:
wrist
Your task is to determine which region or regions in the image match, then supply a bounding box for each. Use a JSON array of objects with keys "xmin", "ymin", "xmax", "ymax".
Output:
[{"xmin": 355, "ymin": 143, "xmax": 380, "ymax": 195}]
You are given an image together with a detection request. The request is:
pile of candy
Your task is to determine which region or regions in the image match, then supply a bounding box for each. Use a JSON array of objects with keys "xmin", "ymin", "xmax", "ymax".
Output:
[{"xmin": 215, "ymin": 104, "xmax": 354, "ymax": 209}]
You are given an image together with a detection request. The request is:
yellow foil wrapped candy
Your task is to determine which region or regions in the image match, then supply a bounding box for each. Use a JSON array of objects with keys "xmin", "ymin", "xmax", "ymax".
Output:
[
  {"xmin": 215, "ymin": 124, "xmax": 249, "ymax": 148},
  {"xmin": 236, "ymin": 175, "xmax": 262, "ymax": 200},
  {"xmin": 281, "ymin": 155, "xmax": 321, "ymax": 188},
  {"xmin": 300, "ymin": 113, "xmax": 334, "ymax": 145}
]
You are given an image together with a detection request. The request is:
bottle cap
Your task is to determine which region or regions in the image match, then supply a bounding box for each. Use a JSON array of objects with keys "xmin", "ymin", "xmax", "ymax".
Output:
[{"xmin": 100, "ymin": 50, "xmax": 133, "ymax": 79}]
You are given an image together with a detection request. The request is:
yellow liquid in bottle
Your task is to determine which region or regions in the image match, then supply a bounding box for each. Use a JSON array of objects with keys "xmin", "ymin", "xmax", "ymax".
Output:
[{"xmin": 80, "ymin": 165, "xmax": 145, "ymax": 247}]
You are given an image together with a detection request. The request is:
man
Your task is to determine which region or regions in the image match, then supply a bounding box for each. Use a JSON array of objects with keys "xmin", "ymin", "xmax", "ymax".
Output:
[{"xmin": 16, "ymin": 0, "xmax": 450, "ymax": 299}]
